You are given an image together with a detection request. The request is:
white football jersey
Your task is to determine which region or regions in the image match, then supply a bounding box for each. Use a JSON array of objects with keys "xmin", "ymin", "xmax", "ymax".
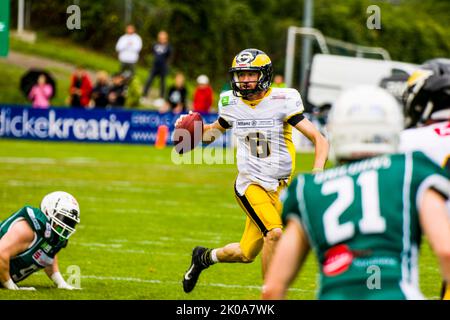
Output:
[
  {"xmin": 218, "ymin": 88, "xmax": 305, "ymax": 195},
  {"xmin": 399, "ymin": 121, "xmax": 450, "ymax": 169}
]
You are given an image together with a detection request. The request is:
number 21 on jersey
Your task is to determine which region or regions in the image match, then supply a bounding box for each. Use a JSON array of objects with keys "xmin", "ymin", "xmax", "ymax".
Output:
[{"xmin": 321, "ymin": 170, "xmax": 386, "ymax": 245}]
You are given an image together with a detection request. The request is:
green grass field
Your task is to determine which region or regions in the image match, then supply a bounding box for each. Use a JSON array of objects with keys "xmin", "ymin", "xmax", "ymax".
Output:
[{"xmin": 0, "ymin": 139, "xmax": 442, "ymax": 300}]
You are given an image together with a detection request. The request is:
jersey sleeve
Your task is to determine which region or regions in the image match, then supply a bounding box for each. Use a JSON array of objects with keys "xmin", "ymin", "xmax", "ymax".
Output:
[
  {"xmin": 284, "ymin": 89, "xmax": 305, "ymax": 126},
  {"xmin": 22, "ymin": 206, "xmax": 48, "ymax": 237},
  {"xmin": 411, "ymin": 151, "xmax": 450, "ymax": 210},
  {"xmin": 217, "ymin": 92, "xmax": 233, "ymax": 129}
]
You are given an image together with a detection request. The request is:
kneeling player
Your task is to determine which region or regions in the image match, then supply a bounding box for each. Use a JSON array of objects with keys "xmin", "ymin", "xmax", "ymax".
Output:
[{"xmin": 0, "ymin": 191, "xmax": 80, "ymax": 290}]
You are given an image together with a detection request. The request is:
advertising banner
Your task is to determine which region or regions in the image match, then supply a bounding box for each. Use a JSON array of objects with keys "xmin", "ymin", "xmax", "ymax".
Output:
[{"xmin": 0, "ymin": 105, "xmax": 230, "ymax": 147}]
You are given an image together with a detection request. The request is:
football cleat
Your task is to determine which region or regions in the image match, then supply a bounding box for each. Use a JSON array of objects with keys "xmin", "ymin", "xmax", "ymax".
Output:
[{"xmin": 182, "ymin": 246, "xmax": 209, "ymax": 293}]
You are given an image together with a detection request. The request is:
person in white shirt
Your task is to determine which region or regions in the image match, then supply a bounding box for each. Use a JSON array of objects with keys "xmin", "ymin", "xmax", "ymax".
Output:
[{"xmin": 115, "ymin": 24, "xmax": 142, "ymax": 78}]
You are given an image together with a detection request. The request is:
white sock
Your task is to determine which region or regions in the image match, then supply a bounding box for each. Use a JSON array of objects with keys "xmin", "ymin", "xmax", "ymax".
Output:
[{"xmin": 211, "ymin": 249, "xmax": 219, "ymax": 263}]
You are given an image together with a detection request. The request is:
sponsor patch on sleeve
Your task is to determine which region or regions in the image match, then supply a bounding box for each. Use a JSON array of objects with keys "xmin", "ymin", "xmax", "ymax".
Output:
[
  {"xmin": 26, "ymin": 207, "xmax": 41, "ymax": 231},
  {"xmin": 221, "ymin": 96, "xmax": 230, "ymax": 106}
]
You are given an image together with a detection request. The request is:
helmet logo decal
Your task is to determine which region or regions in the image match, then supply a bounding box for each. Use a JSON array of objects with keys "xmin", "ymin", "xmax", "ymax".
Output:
[{"xmin": 236, "ymin": 52, "xmax": 255, "ymax": 64}]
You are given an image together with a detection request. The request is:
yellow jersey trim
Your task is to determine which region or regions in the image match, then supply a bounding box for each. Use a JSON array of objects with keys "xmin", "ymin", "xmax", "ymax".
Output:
[
  {"xmin": 241, "ymin": 88, "xmax": 272, "ymax": 109},
  {"xmin": 283, "ymin": 122, "xmax": 296, "ymax": 184}
]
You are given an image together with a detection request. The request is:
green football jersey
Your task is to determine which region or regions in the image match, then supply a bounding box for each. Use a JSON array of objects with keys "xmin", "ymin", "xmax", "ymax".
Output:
[
  {"xmin": 282, "ymin": 151, "xmax": 450, "ymax": 300},
  {"xmin": 0, "ymin": 206, "xmax": 67, "ymax": 283}
]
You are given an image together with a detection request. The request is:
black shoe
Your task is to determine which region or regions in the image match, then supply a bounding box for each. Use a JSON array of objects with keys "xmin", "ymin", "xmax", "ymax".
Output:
[{"xmin": 183, "ymin": 246, "xmax": 209, "ymax": 293}]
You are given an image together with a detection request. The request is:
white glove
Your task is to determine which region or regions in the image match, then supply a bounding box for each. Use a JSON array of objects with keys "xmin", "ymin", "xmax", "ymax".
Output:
[
  {"xmin": 51, "ymin": 272, "xmax": 80, "ymax": 290},
  {"xmin": 2, "ymin": 278, "xmax": 36, "ymax": 290}
]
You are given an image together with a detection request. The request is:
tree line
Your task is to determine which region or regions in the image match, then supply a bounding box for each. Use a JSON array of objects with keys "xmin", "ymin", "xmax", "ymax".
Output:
[{"xmin": 10, "ymin": 0, "xmax": 450, "ymax": 88}]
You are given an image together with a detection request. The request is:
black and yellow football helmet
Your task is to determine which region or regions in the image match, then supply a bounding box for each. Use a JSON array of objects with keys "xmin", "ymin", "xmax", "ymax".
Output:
[
  {"xmin": 229, "ymin": 48, "xmax": 273, "ymax": 98},
  {"xmin": 403, "ymin": 58, "xmax": 450, "ymax": 128}
]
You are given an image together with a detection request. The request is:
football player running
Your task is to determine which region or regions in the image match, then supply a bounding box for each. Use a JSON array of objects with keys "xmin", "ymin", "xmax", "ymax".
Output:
[
  {"xmin": 0, "ymin": 191, "xmax": 80, "ymax": 290},
  {"xmin": 263, "ymin": 86, "xmax": 450, "ymax": 300},
  {"xmin": 399, "ymin": 58, "xmax": 450, "ymax": 299},
  {"xmin": 180, "ymin": 48, "xmax": 329, "ymax": 293}
]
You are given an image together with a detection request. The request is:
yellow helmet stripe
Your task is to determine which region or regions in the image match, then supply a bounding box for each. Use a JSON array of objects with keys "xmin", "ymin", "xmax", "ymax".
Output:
[
  {"xmin": 251, "ymin": 54, "xmax": 271, "ymax": 67},
  {"xmin": 407, "ymin": 69, "xmax": 433, "ymax": 86}
]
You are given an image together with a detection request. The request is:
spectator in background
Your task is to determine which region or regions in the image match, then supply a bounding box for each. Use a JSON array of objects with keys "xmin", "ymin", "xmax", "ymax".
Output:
[
  {"xmin": 192, "ymin": 74, "xmax": 214, "ymax": 114},
  {"xmin": 108, "ymin": 73, "xmax": 127, "ymax": 108},
  {"xmin": 115, "ymin": 24, "xmax": 142, "ymax": 79},
  {"xmin": 69, "ymin": 67, "xmax": 92, "ymax": 108},
  {"xmin": 142, "ymin": 30, "xmax": 172, "ymax": 100},
  {"xmin": 91, "ymin": 71, "xmax": 110, "ymax": 108},
  {"xmin": 166, "ymin": 72, "xmax": 187, "ymax": 114},
  {"xmin": 28, "ymin": 74, "xmax": 53, "ymax": 109},
  {"xmin": 272, "ymin": 74, "xmax": 286, "ymax": 88}
]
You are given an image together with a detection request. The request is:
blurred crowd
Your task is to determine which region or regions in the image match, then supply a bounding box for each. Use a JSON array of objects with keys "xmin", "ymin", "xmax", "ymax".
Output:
[{"xmin": 25, "ymin": 24, "xmax": 288, "ymax": 114}]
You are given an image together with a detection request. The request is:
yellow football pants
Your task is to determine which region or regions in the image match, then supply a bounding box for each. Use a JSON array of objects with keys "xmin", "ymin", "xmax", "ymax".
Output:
[{"xmin": 234, "ymin": 183, "xmax": 285, "ymax": 261}]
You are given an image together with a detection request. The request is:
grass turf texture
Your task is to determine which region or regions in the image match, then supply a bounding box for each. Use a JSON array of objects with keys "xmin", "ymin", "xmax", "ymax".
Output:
[{"xmin": 0, "ymin": 139, "xmax": 442, "ymax": 300}]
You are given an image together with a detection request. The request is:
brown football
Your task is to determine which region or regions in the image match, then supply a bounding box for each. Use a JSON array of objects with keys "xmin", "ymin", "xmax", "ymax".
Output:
[{"xmin": 173, "ymin": 112, "xmax": 204, "ymax": 154}]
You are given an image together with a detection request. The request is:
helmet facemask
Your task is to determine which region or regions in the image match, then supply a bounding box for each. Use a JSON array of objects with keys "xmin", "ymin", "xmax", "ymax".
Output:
[
  {"xmin": 230, "ymin": 69, "xmax": 265, "ymax": 98},
  {"xmin": 51, "ymin": 207, "xmax": 80, "ymax": 240}
]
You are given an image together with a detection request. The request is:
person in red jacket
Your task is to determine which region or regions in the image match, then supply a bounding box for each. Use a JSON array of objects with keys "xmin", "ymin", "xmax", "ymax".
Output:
[
  {"xmin": 192, "ymin": 74, "xmax": 214, "ymax": 114},
  {"xmin": 69, "ymin": 67, "xmax": 93, "ymax": 108}
]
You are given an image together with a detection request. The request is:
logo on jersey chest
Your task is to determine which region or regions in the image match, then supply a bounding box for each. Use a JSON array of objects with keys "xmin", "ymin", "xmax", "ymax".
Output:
[
  {"xmin": 236, "ymin": 119, "xmax": 274, "ymax": 129},
  {"xmin": 32, "ymin": 249, "xmax": 54, "ymax": 267}
]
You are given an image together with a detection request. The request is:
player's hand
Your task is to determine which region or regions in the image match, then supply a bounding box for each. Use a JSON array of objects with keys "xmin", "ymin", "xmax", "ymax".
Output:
[
  {"xmin": 175, "ymin": 111, "xmax": 193, "ymax": 127},
  {"xmin": 1, "ymin": 279, "xmax": 35, "ymax": 290}
]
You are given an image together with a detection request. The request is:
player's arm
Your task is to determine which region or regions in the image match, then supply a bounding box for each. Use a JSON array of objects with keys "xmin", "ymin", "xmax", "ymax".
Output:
[
  {"xmin": 44, "ymin": 255, "xmax": 78, "ymax": 290},
  {"xmin": 0, "ymin": 220, "xmax": 35, "ymax": 290},
  {"xmin": 175, "ymin": 113, "xmax": 228, "ymax": 146},
  {"xmin": 293, "ymin": 118, "xmax": 329, "ymax": 172},
  {"xmin": 419, "ymin": 189, "xmax": 450, "ymax": 285},
  {"xmin": 202, "ymin": 119, "xmax": 228, "ymax": 145},
  {"xmin": 262, "ymin": 219, "xmax": 310, "ymax": 300}
]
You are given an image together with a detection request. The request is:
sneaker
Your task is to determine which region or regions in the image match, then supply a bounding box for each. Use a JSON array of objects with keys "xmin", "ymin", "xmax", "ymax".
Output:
[{"xmin": 183, "ymin": 246, "xmax": 209, "ymax": 293}]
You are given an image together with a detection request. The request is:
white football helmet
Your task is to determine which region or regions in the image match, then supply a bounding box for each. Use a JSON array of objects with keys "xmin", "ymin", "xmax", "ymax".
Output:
[
  {"xmin": 40, "ymin": 191, "xmax": 80, "ymax": 240},
  {"xmin": 327, "ymin": 85, "xmax": 404, "ymax": 163}
]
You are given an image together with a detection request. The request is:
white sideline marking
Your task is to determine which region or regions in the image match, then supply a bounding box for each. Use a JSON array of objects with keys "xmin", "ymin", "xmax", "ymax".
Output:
[
  {"xmin": 0, "ymin": 156, "xmax": 97, "ymax": 165},
  {"xmin": 80, "ymin": 275, "xmax": 313, "ymax": 293},
  {"xmin": 0, "ymin": 157, "xmax": 56, "ymax": 164},
  {"xmin": 64, "ymin": 157, "xmax": 98, "ymax": 164},
  {"xmin": 74, "ymin": 236, "xmax": 224, "ymax": 249},
  {"xmin": 74, "ymin": 245, "xmax": 181, "ymax": 256}
]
